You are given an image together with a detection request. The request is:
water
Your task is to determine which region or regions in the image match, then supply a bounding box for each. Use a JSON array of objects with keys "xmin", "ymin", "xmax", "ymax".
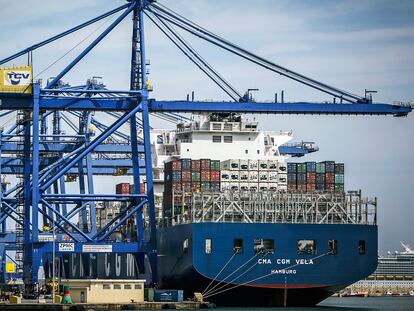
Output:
[{"xmin": 211, "ymin": 297, "xmax": 414, "ymax": 311}]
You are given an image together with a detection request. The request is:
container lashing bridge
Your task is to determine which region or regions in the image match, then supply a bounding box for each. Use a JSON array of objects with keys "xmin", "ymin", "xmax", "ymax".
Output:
[{"xmin": 0, "ymin": 0, "xmax": 411, "ymax": 297}]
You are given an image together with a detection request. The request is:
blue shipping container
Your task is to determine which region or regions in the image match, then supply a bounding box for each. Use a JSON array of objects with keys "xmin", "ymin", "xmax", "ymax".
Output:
[
  {"xmin": 154, "ymin": 290, "xmax": 184, "ymax": 302},
  {"xmin": 287, "ymin": 163, "xmax": 297, "ymax": 173},
  {"xmin": 306, "ymin": 162, "xmax": 316, "ymax": 172}
]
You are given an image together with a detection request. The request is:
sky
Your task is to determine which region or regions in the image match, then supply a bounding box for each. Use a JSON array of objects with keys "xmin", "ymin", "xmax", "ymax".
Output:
[{"xmin": 0, "ymin": 0, "xmax": 413, "ymax": 254}]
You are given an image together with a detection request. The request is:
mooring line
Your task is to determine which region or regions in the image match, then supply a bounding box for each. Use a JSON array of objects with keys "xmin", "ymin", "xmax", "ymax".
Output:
[
  {"xmin": 202, "ymin": 251, "xmax": 237, "ymax": 295},
  {"xmin": 204, "ymin": 252, "xmax": 330, "ymax": 299},
  {"xmin": 203, "ymin": 251, "xmax": 267, "ymax": 296}
]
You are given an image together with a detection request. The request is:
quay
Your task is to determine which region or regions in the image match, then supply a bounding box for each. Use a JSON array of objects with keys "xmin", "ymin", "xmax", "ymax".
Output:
[{"xmin": 0, "ymin": 301, "xmax": 214, "ymax": 310}]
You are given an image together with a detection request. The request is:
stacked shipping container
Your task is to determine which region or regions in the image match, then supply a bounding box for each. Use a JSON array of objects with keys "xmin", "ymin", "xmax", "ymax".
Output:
[
  {"xmin": 163, "ymin": 158, "xmax": 222, "ymax": 194},
  {"xmin": 163, "ymin": 158, "xmax": 221, "ymax": 218},
  {"xmin": 287, "ymin": 161, "xmax": 345, "ymax": 192},
  {"xmin": 220, "ymin": 159, "xmax": 287, "ymax": 191}
]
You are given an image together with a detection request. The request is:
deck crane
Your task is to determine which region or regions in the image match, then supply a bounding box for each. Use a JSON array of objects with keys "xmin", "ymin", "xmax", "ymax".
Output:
[{"xmin": 0, "ymin": 0, "xmax": 411, "ymax": 296}]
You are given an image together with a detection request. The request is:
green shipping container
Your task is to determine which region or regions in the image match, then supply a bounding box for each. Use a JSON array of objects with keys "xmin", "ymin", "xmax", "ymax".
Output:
[
  {"xmin": 334, "ymin": 184, "xmax": 344, "ymax": 192},
  {"xmin": 145, "ymin": 288, "xmax": 154, "ymax": 302},
  {"xmin": 316, "ymin": 162, "xmax": 326, "ymax": 174},
  {"xmin": 201, "ymin": 182, "xmax": 211, "ymax": 191},
  {"xmin": 191, "ymin": 171, "xmax": 201, "ymax": 181},
  {"xmin": 335, "ymin": 174, "xmax": 344, "ymax": 184},
  {"xmin": 297, "ymin": 163, "xmax": 307, "ymax": 173},
  {"xmin": 210, "ymin": 160, "xmax": 220, "ymax": 170}
]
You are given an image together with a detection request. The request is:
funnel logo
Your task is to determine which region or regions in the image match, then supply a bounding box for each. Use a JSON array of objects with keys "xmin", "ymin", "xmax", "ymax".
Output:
[{"xmin": 4, "ymin": 70, "xmax": 31, "ymax": 86}]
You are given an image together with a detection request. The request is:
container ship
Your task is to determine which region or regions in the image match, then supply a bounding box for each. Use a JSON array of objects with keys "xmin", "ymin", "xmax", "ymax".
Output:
[
  {"xmin": 155, "ymin": 113, "xmax": 378, "ymax": 307},
  {"xmin": 49, "ymin": 112, "xmax": 378, "ymax": 306}
]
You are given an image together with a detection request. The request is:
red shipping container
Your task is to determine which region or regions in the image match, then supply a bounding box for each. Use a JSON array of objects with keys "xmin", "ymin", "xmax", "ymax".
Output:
[
  {"xmin": 210, "ymin": 170, "xmax": 221, "ymax": 182},
  {"xmin": 306, "ymin": 183, "xmax": 316, "ymax": 192},
  {"xmin": 297, "ymin": 184, "xmax": 307, "ymax": 191},
  {"xmin": 182, "ymin": 182, "xmax": 192, "ymax": 192},
  {"xmin": 325, "ymin": 173, "xmax": 335, "ymax": 184},
  {"xmin": 129, "ymin": 183, "xmax": 146, "ymax": 194},
  {"xmin": 191, "ymin": 160, "xmax": 201, "ymax": 171},
  {"xmin": 201, "ymin": 170, "xmax": 211, "ymax": 181},
  {"xmin": 200, "ymin": 159, "xmax": 211, "ymax": 170},
  {"xmin": 116, "ymin": 183, "xmax": 130, "ymax": 194},
  {"xmin": 306, "ymin": 172, "xmax": 316, "ymax": 183},
  {"xmin": 288, "ymin": 184, "xmax": 297, "ymax": 191},
  {"xmin": 181, "ymin": 170, "xmax": 192, "ymax": 182},
  {"xmin": 165, "ymin": 160, "xmax": 181, "ymax": 171},
  {"xmin": 325, "ymin": 183, "xmax": 335, "ymax": 192}
]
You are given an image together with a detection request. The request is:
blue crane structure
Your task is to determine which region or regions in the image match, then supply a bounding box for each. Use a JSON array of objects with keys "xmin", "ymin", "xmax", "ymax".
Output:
[{"xmin": 0, "ymin": 0, "xmax": 411, "ymax": 296}]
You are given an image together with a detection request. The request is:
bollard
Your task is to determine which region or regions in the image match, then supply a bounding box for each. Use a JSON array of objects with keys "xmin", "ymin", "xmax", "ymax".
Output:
[{"xmin": 61, "ymin": 285, "xmax": 73, "ymax": 304}]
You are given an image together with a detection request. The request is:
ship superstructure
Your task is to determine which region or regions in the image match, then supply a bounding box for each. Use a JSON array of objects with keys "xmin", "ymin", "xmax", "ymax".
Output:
[{"xmin": 150, "ymin": 113, "xmax": 292, "ymax": 183}]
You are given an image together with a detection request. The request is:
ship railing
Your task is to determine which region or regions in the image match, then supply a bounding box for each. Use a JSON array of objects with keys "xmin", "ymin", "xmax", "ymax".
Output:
[{"xmin": 161, "ymin": 190, "xmax": 377, "ymax": 227}]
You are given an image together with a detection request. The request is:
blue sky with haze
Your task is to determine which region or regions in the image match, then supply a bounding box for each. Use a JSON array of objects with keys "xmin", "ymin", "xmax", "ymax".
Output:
[{"xmin": 0, "ymin": 0, "xmax": 413, "ymax": 253}]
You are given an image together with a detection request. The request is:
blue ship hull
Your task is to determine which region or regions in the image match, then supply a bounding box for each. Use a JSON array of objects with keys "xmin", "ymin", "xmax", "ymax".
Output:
[{"xmin": 157, "ymin": 223, "xmax": 377, "ymax": 306}]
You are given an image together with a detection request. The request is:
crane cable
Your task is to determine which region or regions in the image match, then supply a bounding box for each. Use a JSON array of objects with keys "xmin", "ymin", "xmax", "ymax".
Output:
[
  {"xmin": 149, "ymin": 3, "xmax": 364, "ymax": 103},
  {"xmin": 145, "ymin": 10, "xmax": 241, "ymax": 102},
  {"xmin": 34, "ymin": 11, "xmax": 118, "ymax": 81}
]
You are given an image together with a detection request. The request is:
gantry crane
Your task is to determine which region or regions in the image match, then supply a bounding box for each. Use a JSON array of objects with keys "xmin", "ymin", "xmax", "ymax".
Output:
[{"xmin": 0, "ymin": 0, "xmax": 411, "ymax": 296}]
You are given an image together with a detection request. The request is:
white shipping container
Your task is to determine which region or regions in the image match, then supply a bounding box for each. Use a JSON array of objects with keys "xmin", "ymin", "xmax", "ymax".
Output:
[
  {"xmin": 259, "ymin": 172, "xmax": 269, "ymax": 181},
  {"xmin": 268, "ymin": 172, "xmax": 278, "ymax": 182},
  {"xmin": 268, "ymin": 183, "xmax": 278, "ymax": 191},
  {"xmin": 278, "ymin": 173, "xmax": 287, "ymax": 184},
  {"xmin": 259, "ymin": 183, "xmax": 268, "ymax": 191},
  {"xmin": 268, "ymin": 160, "xmax": 278, "ymax": 170},
  {"xmin": 230, "ymin": 159, "xmax": 240, "ymax": 170},
  {"xmin": 248, "ymin": 159, "xmax": 258, "ymax": 170},
  {"xmin": 239, "ymin": 172, "xmax": 249, "ymax": 181},
  {"xmin": 259, "ymin": 160, "xmax": 269, "ymax": 170},
  {"xmin": 230, "ymin": 182, "xmax": 239, "ymax": 191},
  {"xmin": 230, "ymin": 172, "xmax": 240, "ymax": 181},
  {"xmin": 220, "ymin": 159, "xmax": 239, "ymax": 171},
  {"xmin": 221, "ymin": 170, "xmax": 230, "ymax": 181},
  {"xmin": 249, "ymin": 183, "xmax": 258, "ymax": 191},
  {"xmin": 221, "ymin": 181, "xmax": 231, "ymax": 191},
  {"xmin": 240, "ymin": 183, "xmax": 249, "ymax": 191},
  {"xmin": 239, "ymin": 159, "xmax": 249, "ymax": 170},
  {"xmin": 248, "ymin": 171, "xmax": 258, "ymax": 182},
  {"xmin": 278, "ymin": 162, "xmax": 287, "ymax": 173},
  {"xmin": 278, "ymin": 184, "xmax": 287, "ymax": 191}
]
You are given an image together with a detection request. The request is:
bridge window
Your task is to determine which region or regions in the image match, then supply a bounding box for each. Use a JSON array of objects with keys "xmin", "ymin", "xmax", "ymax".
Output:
[
  {"xmin": 297, "ymin": 239, "xmax": 317, "ymax": 255},
  {"xmin": 359, "ymin": 240, "xmax": 366, "ymax": 255},
  {"xmin": 224, "ymin": 135, "xmax": 233, "ymax": 143},
  {"xmin": 212, "ymin": 123, "xmax": 222, "ymax": 130},
  {"xmin": 233, "ymin": 239, "xmax": 243, "ymax": 254},
  {"xmin": 212, "ymin": 135, "xmax": 221, "ymax": 143},
  {"xmin": 205, "ymin": 238, "xmax": 212, "ymax": 254},
  {"xmin": 328, "ymin": 239, "xmax": 338, "ymax": 255},
  {"xmin": 254, "ymin": 239, "xmax": 274, "ymax": 254},
  {"xmin": 103, "ymin": 284, "xmax": 111, "ymax": 290}
]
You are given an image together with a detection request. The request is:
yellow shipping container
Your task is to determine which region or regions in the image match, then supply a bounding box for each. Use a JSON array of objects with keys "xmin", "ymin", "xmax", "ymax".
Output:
[{"xmin": 0, "ymin": 66, "xmax": 33, "ymax": 94}]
